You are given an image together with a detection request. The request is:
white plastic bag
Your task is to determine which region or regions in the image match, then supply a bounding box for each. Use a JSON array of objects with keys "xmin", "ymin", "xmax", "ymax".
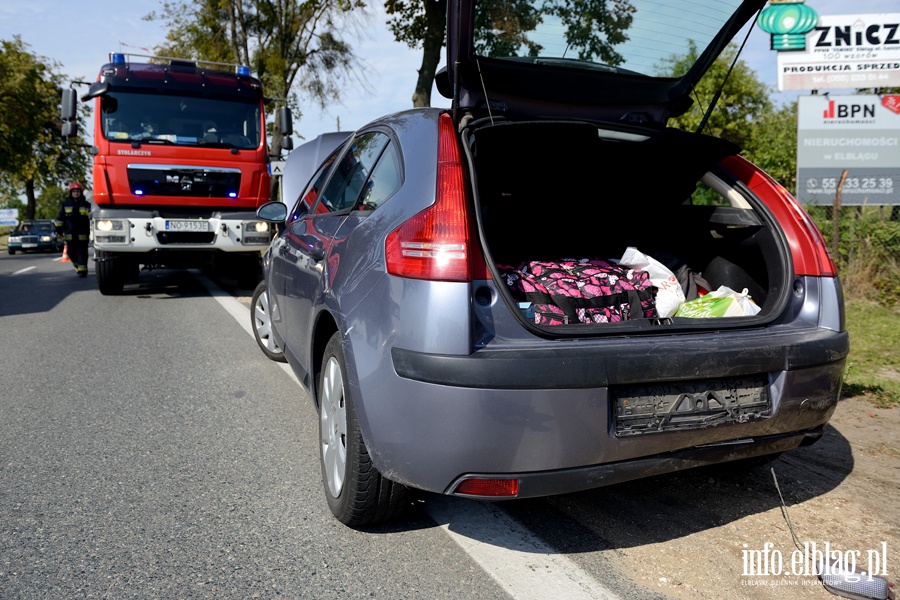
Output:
[
  {"xmin": 618, "ymin": 247, "xmax": 685, "ymax": 318},
  {"xmin": 674, "ymin": 286, "xmax": 761, "ymax": 318}
]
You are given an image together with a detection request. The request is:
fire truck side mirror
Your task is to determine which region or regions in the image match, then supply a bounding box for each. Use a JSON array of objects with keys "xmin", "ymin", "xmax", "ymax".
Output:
[
  {"xmin": 278, "ymin": 107, "xmax": 293, "ymax": 136},
  {"xmin": 83, "ymin": 81, "xmax": 110, "ymax": 101},
  {"xmin": 61, "ymin": 89, "xmax": 78, "ymax": 121},
  {"xmin": 61, "ymin": 121, "xmax": 79, "ymax": 139}
]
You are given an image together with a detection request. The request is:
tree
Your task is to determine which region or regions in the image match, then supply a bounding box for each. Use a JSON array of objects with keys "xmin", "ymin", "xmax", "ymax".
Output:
[
  {"xmin": 386, "ymin": 0, "xmax": 446, "ymax": 108},
  {"xmin": 742, "ymin": 102, "xmax": 797, "ymax": 194},
  {"xmin": 663, "ymin": 41, "xmax": 772, "ymax": 151},
  {"xmin": 145, "ymin": 0, "xmax": 367, "ymax": 139},
  {"xmin": 386, "ymin": 0, "xmax": 635, "ymax": 108},
  {"xmin": 0, "ymin": 37, "xmax": 91, "ymax": 220}
]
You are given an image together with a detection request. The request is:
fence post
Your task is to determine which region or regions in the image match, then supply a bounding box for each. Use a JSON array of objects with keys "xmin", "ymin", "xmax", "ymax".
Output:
[{"xmin": 832, "ymin": 170, "xmax": 848, "ymax": 260}]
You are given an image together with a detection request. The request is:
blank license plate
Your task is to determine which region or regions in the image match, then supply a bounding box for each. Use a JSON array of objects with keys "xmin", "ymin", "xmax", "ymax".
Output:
[
  {"xmin": 613, "ymin": 375, "xmax": 770, "ymax": 436},
  {"xmin": 165, "ymin": 220, "xmax": 210, "ymax": 232}
]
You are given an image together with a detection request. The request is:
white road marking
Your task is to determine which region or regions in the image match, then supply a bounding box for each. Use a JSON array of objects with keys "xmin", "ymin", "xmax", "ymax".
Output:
[
  {"xmin": 426, "ymin": 496, "xmax": 620, "ymax": 600},
  {"xmin": 198, "ymin": 274, "xmax": 620, "ymax": 600},
  {"xmin": 13, "ymin": 266, "xmax": 36, "ymax": 275}
]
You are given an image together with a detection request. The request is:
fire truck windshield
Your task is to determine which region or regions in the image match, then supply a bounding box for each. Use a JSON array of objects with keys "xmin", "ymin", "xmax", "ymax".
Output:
[{"xmin": 101, "ymin": 91, "xmax": 261, "ymax": 150}]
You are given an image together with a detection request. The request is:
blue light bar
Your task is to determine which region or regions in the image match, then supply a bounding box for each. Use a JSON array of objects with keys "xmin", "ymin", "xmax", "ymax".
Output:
[
  {"xmin": 112, "ymin": 53, "xmax": 126, "ymax": 64},
  {"xmin": 228, "ymin": 192, "xmax": 238, "ymax": 198},
  {"xmin": 134, "ymin": 189, "xmax": 144, "ymax": 196},
  {"xmin": 237, "ymin": 65, "xmax": 251, "ymax": 76}
]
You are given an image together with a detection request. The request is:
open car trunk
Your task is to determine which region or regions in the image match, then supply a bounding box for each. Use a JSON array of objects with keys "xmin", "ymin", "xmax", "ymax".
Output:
[{"xmin": 463, "ymin": 120, "xmax": 790, "ymax": 329}]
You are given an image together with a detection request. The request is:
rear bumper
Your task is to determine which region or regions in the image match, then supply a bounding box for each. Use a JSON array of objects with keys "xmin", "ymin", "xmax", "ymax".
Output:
[
  {"xmin": 347, "ymin": 327, "xmax": 846, "ymax": 496},
  {"xmin": 392, "ymin": 329, "xmax": 849, "ymax": 388},
  {"xmin": 448, "ymin": 428, "xmax": 822, "ymax": 499}
]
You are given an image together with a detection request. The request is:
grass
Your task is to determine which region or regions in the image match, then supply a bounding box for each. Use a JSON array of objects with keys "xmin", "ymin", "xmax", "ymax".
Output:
[{"xmin": 843, "ymin": 299, "xmax": 900, "ymax": 408}]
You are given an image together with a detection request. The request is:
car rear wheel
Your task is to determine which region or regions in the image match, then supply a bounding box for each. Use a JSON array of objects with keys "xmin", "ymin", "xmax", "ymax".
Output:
[
  {"xmin": 250, "ymin": 281, "xmax": 286, "ymax": 362},
  {"xmin": 318, "ymin": 332, "xmax": 412, "ymax": 527}
]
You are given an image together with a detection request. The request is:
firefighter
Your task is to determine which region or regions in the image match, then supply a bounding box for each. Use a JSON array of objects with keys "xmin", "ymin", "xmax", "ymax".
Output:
[{"xmin": 55, "ymin": 181, "xmax": 92, "ymax": 277}]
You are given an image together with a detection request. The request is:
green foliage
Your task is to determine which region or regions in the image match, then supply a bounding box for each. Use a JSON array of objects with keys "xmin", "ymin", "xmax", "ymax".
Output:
[
  {"xmin": 741, "ymin": 102, "xmax": 797, "ymax": 193},
  {"xmin": 809, "ymin": 207, "xmax": 900, "ymax": 306},
  {"xmin": 0, "ymin": 36, "xmax": 91, "ymax": 219},
  {"xmin": 664, "ymin": 41, "xmax": 772, "ymax": 151},
  {"xmin": 145, "ymin": 0, "xmax": 367, "ymax": 124},
  {"xmin": 35, "ymin": 184, "xmax": 66, "ymax": 220}
]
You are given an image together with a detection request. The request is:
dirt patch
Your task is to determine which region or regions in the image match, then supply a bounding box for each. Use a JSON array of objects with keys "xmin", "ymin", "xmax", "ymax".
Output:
[{"xmin": 546, "ymin": 396, "xmax": 900, "ymax": 599}]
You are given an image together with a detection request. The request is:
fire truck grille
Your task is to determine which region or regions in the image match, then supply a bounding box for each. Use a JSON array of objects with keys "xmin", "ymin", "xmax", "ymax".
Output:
[{"xmin": 127, "ymin": 165, "xmax": 241, "ymax": 199}]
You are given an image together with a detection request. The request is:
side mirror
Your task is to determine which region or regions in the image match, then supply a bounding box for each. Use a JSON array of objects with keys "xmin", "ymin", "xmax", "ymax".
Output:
[
  {"xmin": 257, "ymin": 201, "xmax": 288, "ymax": 222},
  {"xmin": 61, "ymin": 89, "xmax": 78, "ymax": 120},
  {"xmin": 61, "ymin": 121, "xmax": 79, "ymax": 139},
  {"xmin": 82, "ymin": 81, "xmax": 110, "ymax": 102},
  {"xmin": 278, "ymin": 106, "xmax": 293, "ymax": 136},
  {"xmin": 435, "ymin": 66, "xmax": 452, "ymax": 100}
]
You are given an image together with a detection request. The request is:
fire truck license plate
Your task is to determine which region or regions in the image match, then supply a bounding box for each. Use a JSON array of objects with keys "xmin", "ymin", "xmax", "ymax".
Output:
[{"xmin": 165, "ymin": 220, "xmax": 209, "ymax": 232}]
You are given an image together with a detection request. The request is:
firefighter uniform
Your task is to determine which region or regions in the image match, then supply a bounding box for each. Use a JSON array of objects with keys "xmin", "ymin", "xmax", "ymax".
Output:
[{"xmin": 55, "ymin": 182, "xmax": 92, "ymax": 277}]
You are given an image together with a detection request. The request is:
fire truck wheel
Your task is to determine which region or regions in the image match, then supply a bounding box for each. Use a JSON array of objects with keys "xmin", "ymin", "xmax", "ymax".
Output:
[{"xmin": 96, "ymin": 250, "xmax": 125, "ymax": 295}]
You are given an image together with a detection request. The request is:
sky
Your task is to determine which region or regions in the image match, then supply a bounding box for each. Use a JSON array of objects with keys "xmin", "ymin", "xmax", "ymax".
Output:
[{"xmin": 1, "ymin": 0, "xmax": 898, "ymax": 143}]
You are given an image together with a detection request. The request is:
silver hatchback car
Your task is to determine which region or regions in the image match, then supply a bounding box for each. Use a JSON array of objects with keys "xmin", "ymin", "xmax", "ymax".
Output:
[{"xmin": 254, "ymin": 0, "xmax": 848, "ymax": 527}]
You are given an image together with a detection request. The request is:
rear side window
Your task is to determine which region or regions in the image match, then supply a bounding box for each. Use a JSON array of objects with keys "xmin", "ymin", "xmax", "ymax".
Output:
[
  {"xmin": 358, "ymin": 141, "xmax": 402, "ymax": 211},
  {"xmin": 317, "ymin": 132, "xmax": 389, "ymax": 213}
]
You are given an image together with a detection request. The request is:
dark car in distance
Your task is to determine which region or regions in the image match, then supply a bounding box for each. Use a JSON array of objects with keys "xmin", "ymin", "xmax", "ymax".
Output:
[
  {"xmin": 7, "ymin": 220, "xmax": 63, "ymax": 255},
  {"xmin": 252, "ymin": 0, "xmax": 848, "ymax": 527}
]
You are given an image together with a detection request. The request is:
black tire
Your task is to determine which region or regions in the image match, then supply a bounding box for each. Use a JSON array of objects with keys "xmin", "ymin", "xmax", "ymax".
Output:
[
  {"xmin": 250, "ymin": 281, "xmax": 287, "ymax": 362},
  {"xmin": 318, "ymin": 332, "xmax": 412, "ymax": 527},
  {"xmin": 8, "ymin": 249, "xmax": 14, "ymax": 255},
  {"xmin": 96, "ymin": 250, "xmax": 125, "ymax": 295}
]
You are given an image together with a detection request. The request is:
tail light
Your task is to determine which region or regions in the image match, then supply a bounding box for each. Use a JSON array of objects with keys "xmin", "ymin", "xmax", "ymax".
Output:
[
  {"xmin": 721, "ymin": 156, "xmax": 837, "ymax": 277},
  {"xmin": 385, "ymin": 113, "xmax": 489, "ymax": 282}
]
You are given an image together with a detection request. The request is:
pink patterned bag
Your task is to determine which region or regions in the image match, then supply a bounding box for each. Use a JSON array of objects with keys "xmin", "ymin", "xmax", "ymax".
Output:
[{"xmin": 499, "ymin": 258, "xmax": 658, "ymax": 325}]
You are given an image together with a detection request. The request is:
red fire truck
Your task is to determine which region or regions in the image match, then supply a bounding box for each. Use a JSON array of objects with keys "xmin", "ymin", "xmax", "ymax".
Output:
[{"xmin": 61, "ymin": 53, "xmax": 291, "ymax": 294}]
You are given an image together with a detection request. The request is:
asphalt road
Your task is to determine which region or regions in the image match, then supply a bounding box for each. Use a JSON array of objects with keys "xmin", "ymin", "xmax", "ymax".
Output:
[
  {"xmin": 0, "ymin": 252, "xmax": 640, "ymax": 599},
  {"xmin": 0, "ymin": 254, "xmax": 510, "ymax": 599},
  {"xmin": 2, "ymin": 250, "xmax": 896, "ymax": 600}
]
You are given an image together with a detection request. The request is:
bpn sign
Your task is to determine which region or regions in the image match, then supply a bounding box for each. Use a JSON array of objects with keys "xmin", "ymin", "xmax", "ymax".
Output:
[
  {"xmin": 821, "ymin": 100, "xmax": 876, "ymax": 120},
  {"xmin": 797, "ymin": 95, "xmax": 900, "ymax": 206}
]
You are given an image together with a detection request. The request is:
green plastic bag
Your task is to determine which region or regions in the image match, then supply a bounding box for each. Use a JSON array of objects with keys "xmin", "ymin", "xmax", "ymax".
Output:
[{"xmin": 674, "ymin": 286, "xmax": 761, "ymax": 318}]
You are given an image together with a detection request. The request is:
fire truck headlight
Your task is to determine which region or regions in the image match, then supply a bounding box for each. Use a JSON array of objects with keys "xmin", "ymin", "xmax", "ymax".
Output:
[{"xmin": 241, "ymin": 221, "xmax": 271, "ymax": 245}]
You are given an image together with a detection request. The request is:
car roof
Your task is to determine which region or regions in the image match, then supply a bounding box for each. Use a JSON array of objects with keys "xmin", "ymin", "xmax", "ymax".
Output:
[
  {"xmin": 444, "ymin": 0, "xmax": 766, "ymax": 125},
  {"xmin": 281, "ymin": 132, "xmax": 351, "ymax": 206}
]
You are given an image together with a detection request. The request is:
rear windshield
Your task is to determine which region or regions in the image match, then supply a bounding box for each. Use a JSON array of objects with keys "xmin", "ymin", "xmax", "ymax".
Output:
[{"xmin": 472, "ymin": 0, "xmax": 745, "ymax": 77}]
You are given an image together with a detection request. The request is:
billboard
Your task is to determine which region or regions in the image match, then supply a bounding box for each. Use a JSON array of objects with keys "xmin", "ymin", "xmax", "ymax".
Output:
[
  {"xmin": 0, "ymin": 208, "xmax": 19, "ymax": 227},
  {"xmin": 771, "ymin": 13, "xmax": 900, "ymax": 92},
  {"xmin": 796, "ymin": 94, "xmax": 900, "ymax": 206}
]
